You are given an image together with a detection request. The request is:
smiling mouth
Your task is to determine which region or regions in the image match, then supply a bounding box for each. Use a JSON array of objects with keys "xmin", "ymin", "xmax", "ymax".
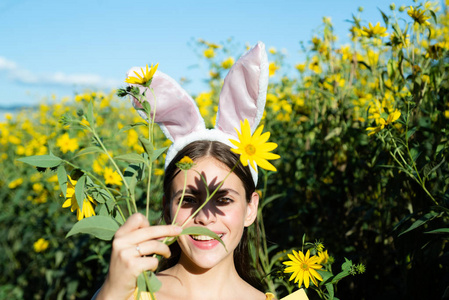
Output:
[{"xmin": 190, "ymin": 233, "xmax": 224, "ymax": 241}]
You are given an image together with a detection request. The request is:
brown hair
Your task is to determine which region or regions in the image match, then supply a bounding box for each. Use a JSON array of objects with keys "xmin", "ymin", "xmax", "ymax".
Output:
[{"xmin": 159, "ymin": 140, "xmax": 261, "ymax": 289}]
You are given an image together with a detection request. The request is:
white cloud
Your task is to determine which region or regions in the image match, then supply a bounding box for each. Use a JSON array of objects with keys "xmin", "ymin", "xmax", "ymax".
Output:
[
  {"xmin": 0, "ymin": 57, "xmax": 17, "ymax": 70},
  {"xmin": 0, "ymin": 56, "xmax": 121, "ymax": 89}
]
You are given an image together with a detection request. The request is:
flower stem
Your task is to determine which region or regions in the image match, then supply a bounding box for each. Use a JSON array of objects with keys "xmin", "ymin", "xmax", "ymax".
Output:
[
  {"xmin": 91, "ymin": 129, "xmax": 138, "ymax": 213},
  {"xmin": 142, "ymin": 87, "xmax": 157, "ymax": 220},
  {"xmin": 403, "ymin": 102, "xmax": 438, "ymax": 205},
  {"xmin": 172, "ymin": 170, "xmax": 187, "ymax": 225}
]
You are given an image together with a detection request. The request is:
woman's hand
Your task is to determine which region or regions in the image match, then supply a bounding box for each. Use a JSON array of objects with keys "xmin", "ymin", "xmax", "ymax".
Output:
[{"xmin": 95, "ymin": 213, "xmax": 182, "ymax": 300}]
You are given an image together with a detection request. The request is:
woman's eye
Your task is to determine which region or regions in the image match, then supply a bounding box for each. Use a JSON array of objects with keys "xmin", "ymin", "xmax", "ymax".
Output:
[
  {"xmin": 180, "ymin": 196, "xmax": 197, "ymax": 206},
  {"xmin": 216, "ymin": 197, "xmax": 233, "ymax": 205}
]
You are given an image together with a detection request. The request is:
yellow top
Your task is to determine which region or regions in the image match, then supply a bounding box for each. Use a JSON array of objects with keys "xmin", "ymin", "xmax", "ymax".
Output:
[
  {"xmin": 134, "ymin": 289, "xmax": 308, "ymax": 300},
  {"xmin": 267, "ymin": 289, "xmax": 308, "ymax": 300}
]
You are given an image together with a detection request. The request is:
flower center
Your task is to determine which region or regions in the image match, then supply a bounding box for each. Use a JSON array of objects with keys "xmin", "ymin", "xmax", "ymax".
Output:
[
  {"xmin": 245, "ymin": 144, "xmax": 256, "ymax": 155},
  {"xmin": 301, "ymin": 263, "xmax": 309, "ymax": 271}
]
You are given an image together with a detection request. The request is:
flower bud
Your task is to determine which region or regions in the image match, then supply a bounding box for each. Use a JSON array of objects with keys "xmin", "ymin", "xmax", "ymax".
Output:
[
  {"xmin": 390, "ymin": 3, "xmax": 396, "ymax": 10},
  {"xmin": 116, "ymin": 88, "xmax": 128, "ymax": 98}
]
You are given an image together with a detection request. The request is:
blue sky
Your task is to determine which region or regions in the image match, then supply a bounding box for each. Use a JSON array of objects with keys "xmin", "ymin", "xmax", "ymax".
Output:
[{"xmin": 0, "ymin": 0, "xmax": 420, "ymax": 107}]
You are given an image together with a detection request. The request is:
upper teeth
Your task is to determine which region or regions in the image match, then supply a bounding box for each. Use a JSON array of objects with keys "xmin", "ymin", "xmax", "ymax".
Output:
[{"xmin": 191, "ymin": 234, "xmax": 223, "ymax": 241}]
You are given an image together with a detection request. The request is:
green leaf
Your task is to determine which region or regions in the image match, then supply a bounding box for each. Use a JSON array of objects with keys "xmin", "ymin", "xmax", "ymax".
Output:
[
  {"xmin": 115, "ymin": 153, "xmax": 148, "ymax": 164},
  {"xmin": 424, "ymin": 228, "xmax": 449, "ymax": 234},
  {"xmin": 124, "ymin": 162, "xmax": 145, "ymax": 199},
  {"xmin": 141, "ymin": 101, "xmax": 152, "ymax": 115},
  {"xmin": 406, "ymin": 127, "xmax": 417, "ymax": 140},
  {"xmin": 181, "ymin": 226, "xmax": 227, "ymax": 251},
  {"xmin": 147, "ymin": 272, "xmax": 162, "ymax": 293},
  {"xmin": 17, "ymin": 154, "xmax": 62, "ymax": 168},
  {"xmin": 398, "ymin": 50, "xmax": 405, "ymax": 79},
  {"xmin": 119, "ymin": 122, "xmax": 148, "ymax": 132},
  {"xmin": 418, "ymin": 117, "xmax": 431, "ymax": 128},
  {"xmin": 74, "ymin": 146, "xmax": 104, "ymax": 158},
  {"xmin": 331, "ymin": 269, "xmax": 350, "ymax": 284},
  {"xmin": 378, "ymin": 8, "xmax": 389, "ymax": 26},
  {"xmin": 429, "ymin": 9, "xmax": 437, "ymax": 24},
  {"xmin": 90, "ymin": 187, "xmax": 112, "ymax": 204},
  {"xmin": 325, "ymin": 282, "xmax": 335, "ymax": 300},
  {"xmin": 66, "ymin": 215, "xmax": 119, "ymax": 240},
  {"xmin": 341, "ymin": 258, "xmax": 353, "ymax": 271},
  {"xmin": 423, "ymin": 157, "xmax": 446, "ymax": 179},
  {"xmin": 357, "ymin": 60, "xmax": 371, "ymax": 72},
  {"xmin": 136, "ymin": 271, "xmax": 160, "ymax": 300},
  {"xmin": 409, "ymin": 148, "xmax": 421, "ymax": 162},
  {"xmin": 151, "ymin": 147, "xmax": 168, "ymax": 162},
  {"xmin": 74, "ymin": 175, "xmax": 87, "ymax": 209},
  {"xmin": 261, "ymin": 193, "xmax": 284, "ymax": 209},
  {"xmin": 331, "ymin": 259, "xmax": 352, "ymax": 284},
  {"xmin": 57, "ymin": 165, "xmax": 68, "ymax": 198},
  {"xmin": 399, "ymin": 211, "xmax": 440, "ymax": 236},
  {"xmin": 139, "ymin": 135, "xmax": 154, "ymax": 158},
  {"xmin": 136, "ymin": 272, "xmax": 147, "ymax": 299},
  {"xmin": 324, "ymin": 127, "xmax": 342, "ymax": 141}
]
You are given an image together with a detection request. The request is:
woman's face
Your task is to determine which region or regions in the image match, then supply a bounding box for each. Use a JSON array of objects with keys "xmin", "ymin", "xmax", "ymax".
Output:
[{"xmin": 168, "ymin": 156, "xmax": 259, "ymax": 271}]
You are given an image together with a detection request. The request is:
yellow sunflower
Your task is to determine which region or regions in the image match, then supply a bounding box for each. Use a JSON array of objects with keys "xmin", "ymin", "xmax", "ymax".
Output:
[
  {"xmin": 361, "ymin": 22, "xmax": 389, "ymax": 38},
  {"xmin": 283, "ymin": 249, "xmax": 323, "ymax": 288},
  {"xmin": 407, "ymin": 6, "xmax": 431, "ymax": 26},
  {"xmin": 62, "ymin": 175, "xmax": 96, "ymax": 221},
  {"xmin": 230, "ymin": 119, "xmax": 280, "ymax": 172},
  {"xmin": 125, "ymin": 63, "xmax": 159, "ymax": 86},
  {"xmin": 104, "ymin": 167, "xmax": 123, "ymax": 186},
  {"xmin": 176, "ymin": 156, "xmax": 195, "ymax": 171}
]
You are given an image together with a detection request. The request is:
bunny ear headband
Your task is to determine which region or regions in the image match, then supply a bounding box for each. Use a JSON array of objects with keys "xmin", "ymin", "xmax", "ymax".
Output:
[{"xmin": 126, "ymin": 42, "xmax": 269, "ymax": 185}]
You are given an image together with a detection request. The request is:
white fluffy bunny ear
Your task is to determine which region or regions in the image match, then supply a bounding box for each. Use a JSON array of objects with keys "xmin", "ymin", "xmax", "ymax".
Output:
[
  {"xmin": 215, "ymin": 41, "xmax": 269, "ymax": 136},
  {"xmin": 127, "ymin": 69, "xmax": 206, "ymax": 143}
]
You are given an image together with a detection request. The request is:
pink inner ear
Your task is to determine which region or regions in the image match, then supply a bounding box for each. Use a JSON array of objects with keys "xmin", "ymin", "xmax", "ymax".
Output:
[
  {"xmin": 216, "ymin": 43, "xmax": 264, "ymax": 136},
  {"xmin": 134, "ymin": 71, "xmax": 205, "ymax": 141}
]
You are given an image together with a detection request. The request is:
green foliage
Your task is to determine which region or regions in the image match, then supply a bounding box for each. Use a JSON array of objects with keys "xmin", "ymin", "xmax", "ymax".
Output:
[{"xmin": 1, "ymin": 2, "xmax": 449, "ymax": 299}]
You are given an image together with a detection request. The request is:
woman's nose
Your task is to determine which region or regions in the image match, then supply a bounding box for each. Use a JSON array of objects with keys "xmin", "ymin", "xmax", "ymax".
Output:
[{"xmin": 193, "ymin": 203, "xmax": 216, "ymax": 225}]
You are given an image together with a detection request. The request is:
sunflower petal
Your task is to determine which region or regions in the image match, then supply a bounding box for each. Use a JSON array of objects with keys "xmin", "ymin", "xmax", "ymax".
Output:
[{"xmin": 254, "ymin": 158, "xmax": 277, "ymax": 172}]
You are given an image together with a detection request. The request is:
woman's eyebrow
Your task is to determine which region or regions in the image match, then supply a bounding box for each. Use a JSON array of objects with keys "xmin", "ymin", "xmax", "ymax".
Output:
[
  {"xmin": 171, "ymin": 188, "xmax": 200, "ymax": 200},
  {"xmin": 216, "ymin": 188, "xmax": 240, "ymax": 196},
  {"xmin": 171, "ymin": 187, "xmax": 240, "ymax": 200}
]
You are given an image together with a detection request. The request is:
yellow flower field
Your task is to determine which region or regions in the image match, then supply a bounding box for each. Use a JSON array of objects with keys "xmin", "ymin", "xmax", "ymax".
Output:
[{"xmin": 1, "ymin": 2, "xmax": 448, "ymax": 299}]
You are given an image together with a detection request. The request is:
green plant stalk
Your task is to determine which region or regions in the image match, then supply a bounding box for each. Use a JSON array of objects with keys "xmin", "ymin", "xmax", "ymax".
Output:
[
  {"xmin": 402, "ymin": 101, "xmax": 438, "ymax": 205},
  {"xmin": 181, "ymin": 162, "xmax": 239, "ymax": 228},
  {"xmin": 145, "ymin": 87, "xmax": 158, "ymax": 219},
  {"xmin": 315, "ymin": 285, "xmax": 328, "ymax": 300},
  {"xmin": 82, "ymin": 116, "xmax": 138, "ymax": 215},
  {"xmin": 258, "ymin": 171, "xmax": 276, "ymax": 294},
  {"xmin": 91, "ymin": 128, "xmax": 138, "ymax": 213},
  {"xmin": 62, "ymin": 159, "xmax": 126, "ymax": 221},
  {"xmin": 172, "ymin": 170, "xmax": 188, "ymax": 225},
  {"xmin": 143, "ymin": 271, "xmax": 156, "ymax": 300}
]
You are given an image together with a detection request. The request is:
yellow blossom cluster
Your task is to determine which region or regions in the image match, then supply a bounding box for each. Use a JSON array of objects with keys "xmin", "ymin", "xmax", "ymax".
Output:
[{"xmin": 2, "ymin": 90, "xmax": 167, "ymax": 221}]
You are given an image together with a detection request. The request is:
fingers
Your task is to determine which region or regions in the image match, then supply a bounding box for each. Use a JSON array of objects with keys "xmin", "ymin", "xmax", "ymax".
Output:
[
  {"xmin": 138, "ymin": 256, "xmax": 160, "ymax": 273},
  {"xmin": 99, "ymin": 214, "xmax": 181, "ymax": 299},
  {"xmin": 115, "ymin": 213, "xmax": 182, "ymax": 245},
  {"xmin": 134, "ymin": 240, "xmax": 172, "ymax": 258},
  {"xmin": 114, "ymin": 213, "xmax": 150, "ymax": 238},
  {"xmin": 120, "ymin": 224, "xmax": 182, "ymax": 246}
]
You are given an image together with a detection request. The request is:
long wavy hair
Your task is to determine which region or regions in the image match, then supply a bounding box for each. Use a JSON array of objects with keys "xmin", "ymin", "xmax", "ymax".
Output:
[{"xmin": 158, "ymin": 140, "xmax": 262, "ymax": 290}]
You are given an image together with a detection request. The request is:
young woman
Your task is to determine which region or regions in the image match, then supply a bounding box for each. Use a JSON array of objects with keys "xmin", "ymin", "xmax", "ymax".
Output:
[
  {"xmin": 95, "ymin": 41, "xmax": 275, "ymax": 299},
  {"xmin": 95, "ymin": 140, "xmax": 270, "ymax": 299}
]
